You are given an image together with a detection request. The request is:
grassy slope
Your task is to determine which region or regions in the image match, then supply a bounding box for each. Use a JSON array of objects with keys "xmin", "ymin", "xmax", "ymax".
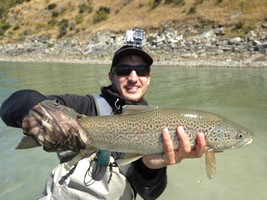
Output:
[{"xmin": 1, "ymin": 0, "xmax": 267, "ymax": 42}]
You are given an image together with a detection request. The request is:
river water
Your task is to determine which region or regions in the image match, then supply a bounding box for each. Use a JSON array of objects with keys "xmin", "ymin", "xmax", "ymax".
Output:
[{"xmin": 0, "ymin": 62, "xmax": 266, "ymax": 200}]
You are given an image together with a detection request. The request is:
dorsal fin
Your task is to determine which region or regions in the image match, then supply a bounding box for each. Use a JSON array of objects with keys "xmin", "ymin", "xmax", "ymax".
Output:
[{"xmin": 121, "ymin": 105, "xmax": 158, "ymax": 115}]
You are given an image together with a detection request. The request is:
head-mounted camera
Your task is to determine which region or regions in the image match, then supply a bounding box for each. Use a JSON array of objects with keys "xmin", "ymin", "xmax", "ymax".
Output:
[
  {"xmin": 110, "ymin": 28, "xmax": 153, "ymax": 69},
  {"xmin": 124, "ymin": 29, "xmax": 145, "ymax": 48}
]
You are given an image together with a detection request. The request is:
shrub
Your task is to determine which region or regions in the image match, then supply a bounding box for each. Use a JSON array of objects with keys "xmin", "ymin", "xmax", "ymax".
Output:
[
  {"xmin": 124, "ymin": 0, "xmax": 133, "ymax": 6},
  {"xmin": 48, "ymin": 18, "xmax": 57, "ymax": 27},
  {"xmin": 35, "ymin": 23, "xmax": 45, "ymax": 30},
  {"xmin": 98, "ymin": 6, "xmax": 110, "ymax": 13},
  {"xmin": 47, "ymin": 3, "xmax": 57, "ymax": 10},
  {"xmin": 151, "ymin": 0, "xmax": 161, "ymax": 9},
  {"xmin": 59, "ymin": 19, "xmax": 68, "ymax": 28},
  {"xmin": 187, "ymin": 5, "xmax": 196, "ymax": 14},
  {"xmin": 79, "ymin": 4, "xmax": 86, "ymax": 13},
  {"xmin": 175, "ymin": 0, "xmax": 185, "ymax": 6},
  {"xmin": 92, "ymin": 6, "xmax": 110, "ymax": 24},
  {"xmin": 0, "ymin": 8, "xmax": 4, "ymax": 18},
  {"xmin": 165, "ymin": 0, "xmax": 185, "ymax": 6},
  {"xmin": 75, "ymin": 14, "xmax": 84, "ymax": 24},
  {"xmin": 69, "ymin": 22, "xmax": 76, "ymax": 31},
  {"xmin": 235, "ymin": 21, "xmax": 243, "ymax": 29},
  {"xmin": 79, "ymin": 3, "xmax": 93, "ymax": 13},
  {"xmin": 13, "ymin": 25, "xmax": 20, "ymax": 30},
  {"xmin": 1, "ymin": 22, "xmax": 10, "ymax": 31},
  {"xmin": 52, "ymin": 11, "xmax": 59, "ymax": 18},
  {"xmin": 0, "ymin": 30, "xmax": 4, "ymax": 36},
  {"xmin": 58, "ymin": 19, "xmax": 69, "ymax": 37},
  {"xmin": 0, "ymin": 22, "xmax": 10, "ymax": 35},
  {"xmin": 23, "ymin": 29, "xmax": 32, "ymax": 35},
  {"xmin": 194, "ymin": 0, "xmax": 204, "ymax": 5}
]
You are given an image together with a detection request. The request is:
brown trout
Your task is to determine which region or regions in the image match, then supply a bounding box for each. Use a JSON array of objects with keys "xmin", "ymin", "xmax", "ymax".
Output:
[{"xmin": 17, "ymin": 100, "xmax": 254, "ymax": 179}]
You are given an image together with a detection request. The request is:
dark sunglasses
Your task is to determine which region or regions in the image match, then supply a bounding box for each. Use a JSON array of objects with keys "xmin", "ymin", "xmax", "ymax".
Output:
[{"xmin": 111, "ymin": 64, "xmax": 150, "ymax": 77}]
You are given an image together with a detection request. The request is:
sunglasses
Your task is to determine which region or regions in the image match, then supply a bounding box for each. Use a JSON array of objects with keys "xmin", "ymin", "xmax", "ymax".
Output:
[{"xmin": 112, "ymin": 64, "xmax": 150, "ymax": 77}]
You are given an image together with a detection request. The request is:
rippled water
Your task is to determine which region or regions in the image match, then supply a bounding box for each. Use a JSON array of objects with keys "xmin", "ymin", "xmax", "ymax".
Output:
[{"xmin": 0, "ymin": 62, "xmax": 266, "ymax": 200}]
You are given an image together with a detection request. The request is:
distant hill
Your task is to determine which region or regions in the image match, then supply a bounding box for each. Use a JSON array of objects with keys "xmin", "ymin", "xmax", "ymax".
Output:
[{"xmin": 0, "ymin": 0, "xmax": 266, "ymax": 43}]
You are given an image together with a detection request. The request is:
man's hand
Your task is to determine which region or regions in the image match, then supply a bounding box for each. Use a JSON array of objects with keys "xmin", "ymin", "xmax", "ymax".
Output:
[
  {"xmin": 21, "ymin": 101, "xmax": 87, "ymax": 152},
  {"xmin": 142, "ymin": 126, "xmax": 206, "ymax": 169}
]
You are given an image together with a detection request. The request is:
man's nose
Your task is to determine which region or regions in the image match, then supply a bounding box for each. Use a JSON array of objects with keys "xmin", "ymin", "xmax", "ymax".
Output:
[{"xmin": 128, "ymin": 70, "xmax": 138, "ymax": 81}]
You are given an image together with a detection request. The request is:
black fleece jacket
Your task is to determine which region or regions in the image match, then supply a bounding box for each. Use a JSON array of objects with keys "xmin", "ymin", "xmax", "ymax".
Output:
[{"xmin": 0, "ymin": 86, "xmax": 167, "ymax": 200}]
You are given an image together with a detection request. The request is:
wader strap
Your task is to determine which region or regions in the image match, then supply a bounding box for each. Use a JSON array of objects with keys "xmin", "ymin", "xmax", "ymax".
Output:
[
  {"xmin": 91, "ymin": 94, "xmax": 113, "ymax": 116},
  {"xmin": 91, "ymin": 94, "xmax": 113, "ymax": 166}
]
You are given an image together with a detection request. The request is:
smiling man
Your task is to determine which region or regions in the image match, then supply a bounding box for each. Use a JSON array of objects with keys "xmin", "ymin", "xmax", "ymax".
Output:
[{"xmin": 0, "ymin": 29, "xmax": 206, "ymax": 199}]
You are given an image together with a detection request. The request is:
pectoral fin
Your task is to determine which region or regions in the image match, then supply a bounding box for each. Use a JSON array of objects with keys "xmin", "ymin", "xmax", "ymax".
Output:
[
  {"xmin": 205, "ymin": 149, "xmax": 216, "ymax": 179},
  {"xmin": 16, "ymin": 136, "xmax": 41, "ymax": 149},
  {"xmin": 116, "ymin": 153, "xmax": 143, "ymax": 166}
]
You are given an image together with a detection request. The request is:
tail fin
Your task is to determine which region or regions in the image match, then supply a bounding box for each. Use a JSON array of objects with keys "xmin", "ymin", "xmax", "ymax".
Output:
[{"xmin": 16, "ymin": 136, "xmax": 41, "ymax": 149}]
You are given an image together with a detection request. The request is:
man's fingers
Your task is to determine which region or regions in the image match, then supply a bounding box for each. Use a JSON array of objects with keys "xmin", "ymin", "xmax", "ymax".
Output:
[
  {"xmin": 184, "ymin": 132, "xmax": 206, "ymax": 158},
  {"xmin": 176, "ymin": 127, "xmax": 206, "ymax": 159},
  {"xmin": 191, "ymin": 132, "xmax": 206, "ymax": 158},
  {"xmin": 177, "ymin": 126, "xmax": 191, "ymax": 154},
  {"xmin": 162, "ymin": 127, "xmax": 176, "ymax": 165},
  {"xmin": 142, "ymin": 127, "xmax": 207, "ymax": 169}
]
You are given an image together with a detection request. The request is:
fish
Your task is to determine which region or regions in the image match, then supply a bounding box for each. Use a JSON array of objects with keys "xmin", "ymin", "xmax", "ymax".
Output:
[{"xmin": 17, "ymin": 100, "xmax": 254, "ymax": 179}]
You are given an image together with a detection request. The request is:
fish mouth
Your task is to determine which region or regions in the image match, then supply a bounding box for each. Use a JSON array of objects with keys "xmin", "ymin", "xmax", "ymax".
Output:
[
  {"xmin": 232, "ymin": 137, "xmax": 253, "ymax": 149},
  {"xmin": 242, "ymin": 138, "xmax": 253, "ymax": 146}
]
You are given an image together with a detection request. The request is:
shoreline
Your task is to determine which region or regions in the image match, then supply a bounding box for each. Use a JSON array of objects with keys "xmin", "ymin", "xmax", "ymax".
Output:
[{"xmin": 1, "ymin": 54, "xmax": 266, "ymax": 68}]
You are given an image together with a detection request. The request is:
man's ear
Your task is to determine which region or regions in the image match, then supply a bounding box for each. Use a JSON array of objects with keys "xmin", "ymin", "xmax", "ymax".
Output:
[{"xmin": 109, "ymin": 72, "xmax": 114, "ymax": 83}]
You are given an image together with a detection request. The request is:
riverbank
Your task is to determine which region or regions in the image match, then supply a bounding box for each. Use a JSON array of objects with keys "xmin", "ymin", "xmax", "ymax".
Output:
[
  {"xmin": 1, "ymin": 27, "xmax": 266, "ymax": 68},
  {"xmin": 1, "ymin": 54, "xmax": 266, "ymax": 68}
]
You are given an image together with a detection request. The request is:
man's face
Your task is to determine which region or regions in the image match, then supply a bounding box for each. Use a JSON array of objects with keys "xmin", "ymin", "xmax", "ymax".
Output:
[{"xmin": 109, "ymin": 55, "xmax": 151, "ymax": 102}]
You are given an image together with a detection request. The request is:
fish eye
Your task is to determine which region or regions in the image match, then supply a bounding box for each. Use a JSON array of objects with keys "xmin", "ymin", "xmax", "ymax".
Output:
[
  {"xmin": 54, "ymin": 100, "xmax": 60, "ymax": 106},
  {"xmin": 236, "ymin": 133, "xmax": 244, "ymax": 139}
]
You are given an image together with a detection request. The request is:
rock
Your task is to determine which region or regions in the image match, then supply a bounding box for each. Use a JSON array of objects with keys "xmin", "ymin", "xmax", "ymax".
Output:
[
  {"xmin": 252, "ymin": 40, "xmax": 261, "ymax": 46},
  {"xmin": 181, "ymin": 53, "xmax": 198, "ymax": 59},
  {"xmin": 262, "ymin": 19, "xmax": 267, "ymax": 29},
  {"xmin": 200, "ymin": 30, "xmax": 216, "ymax": 39},
  {"xmin": 248, "ymin": 30, "xmax": 258, "ymax": 38},
  {"xmin": 228, "ymin": 37, "xmax": 242, "ymax": 45},
  {"xmin": 254, "ymin": 43, "xmax": 267, "ymax": 53},
  {"xmin": 230, "ymin": 11, "xmax": 242, "ymax": 20},
  {"xmin": 247, "ymin": 54, "xmax": 267, "ymax": 62},
  {"xmin": 214, "ymin": 27, "xmax": 225, "ymax": 36}
]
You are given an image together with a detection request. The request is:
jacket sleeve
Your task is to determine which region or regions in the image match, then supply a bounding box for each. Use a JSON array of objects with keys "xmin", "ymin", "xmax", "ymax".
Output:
[
  {"xmin": 0, "ymin": 89, "xmax": 97, "ymax": 128},
  {"xmin": 132, "ymin": 159, "xmax": 167, "ymax": 200},
  {"xmin": 0, "ymin": 89, "xmax": 47, "ymax": 128}
]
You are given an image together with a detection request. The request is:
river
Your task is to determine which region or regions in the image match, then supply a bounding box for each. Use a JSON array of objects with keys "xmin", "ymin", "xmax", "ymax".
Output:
[{"xmin": 0, "ymin": 62, "xmax": 266, "ymax": 200}]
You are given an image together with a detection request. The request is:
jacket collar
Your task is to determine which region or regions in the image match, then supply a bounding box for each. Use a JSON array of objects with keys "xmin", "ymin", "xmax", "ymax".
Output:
[{"xmin": 101, "ymin": 85, "xmax": 148, "ymax": 114}]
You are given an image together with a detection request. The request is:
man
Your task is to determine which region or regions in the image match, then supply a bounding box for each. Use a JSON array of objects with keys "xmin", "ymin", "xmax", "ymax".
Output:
[{"xmin": 0, "ymin": 29, "xmax": 206, "ymax": 199}]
